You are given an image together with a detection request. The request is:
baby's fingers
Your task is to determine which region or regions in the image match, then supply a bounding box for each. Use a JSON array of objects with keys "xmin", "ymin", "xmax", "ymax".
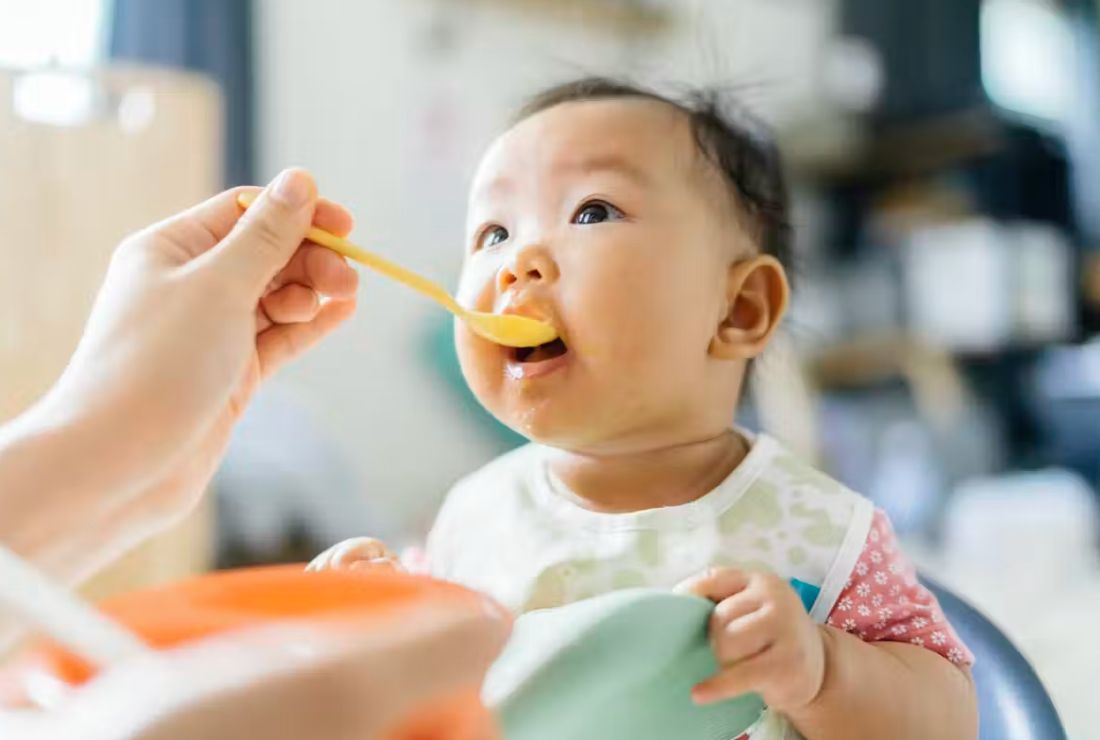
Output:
[
  {"xmin": 305, "ymin": 548, "xmax": 337, "ymax": 572},
  {"xmin": 692, "ymin": 651, "xmax": 775, "ymax": 705},
  {"xmin": 674, "ymin": 568, "xmax": 752, "ymax": 603},
  {"xmin": 332, "ymin": 538, "xmax": 394, "ymax": 565},
  {"xmin": 349, "ymin": 558, "xmax": 401, "ymax": 572},
  {"xmin": 712, "ymin": 609, "xmax": 775, "ymax": 665},
  {"xmin": 711, "ymin": 590, "xmax": 762, "ymax": 633},
  {"xmin": 306, "ymin": 538, "xmax": 393, "ymax": 572},
  {"xmin": 305, "ymin": 556, "xmax": 327, "ymax": 572}
]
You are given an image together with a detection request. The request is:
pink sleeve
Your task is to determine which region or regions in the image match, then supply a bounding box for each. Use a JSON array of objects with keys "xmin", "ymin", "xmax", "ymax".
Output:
[{"xmin": 826, "ymin": 509, "xmax": 974, "ymax": 667}]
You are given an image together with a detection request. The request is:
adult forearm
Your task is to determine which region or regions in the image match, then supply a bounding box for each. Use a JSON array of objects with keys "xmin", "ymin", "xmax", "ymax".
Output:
[{"xmin": 0, "ymin": 399, "xmax": 158, "ymax": 582}]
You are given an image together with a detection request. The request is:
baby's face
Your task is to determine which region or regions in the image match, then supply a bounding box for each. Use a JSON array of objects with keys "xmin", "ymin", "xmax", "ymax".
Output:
[{"xmin": 456, "ymin": 99, "xmax": 751, "ymax": 452}]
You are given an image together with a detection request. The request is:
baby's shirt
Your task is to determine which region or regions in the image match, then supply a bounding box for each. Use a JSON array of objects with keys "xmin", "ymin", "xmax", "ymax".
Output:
[{"xmin": 427, "ymin": 434, "xmax": 972, "ymax": 667}]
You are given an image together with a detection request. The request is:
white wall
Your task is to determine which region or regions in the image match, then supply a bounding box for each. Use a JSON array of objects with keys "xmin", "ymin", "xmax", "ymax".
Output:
[{"xmin": 251, "ymin": 0, "xmax": 836, "ymax": 536}]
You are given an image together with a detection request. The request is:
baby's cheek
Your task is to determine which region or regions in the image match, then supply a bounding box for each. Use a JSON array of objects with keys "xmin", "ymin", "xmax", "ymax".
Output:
[
  {"xmin": 455, "ymin": 336, "xmax": 499, "ymax": 398},
  {"xmin": 561, "ymin": 281, "xmax": 646, "ymax": 358}
]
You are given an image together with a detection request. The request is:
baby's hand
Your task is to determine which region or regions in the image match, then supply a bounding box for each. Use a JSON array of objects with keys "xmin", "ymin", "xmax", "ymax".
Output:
[
  {"xmin": 675, "ymin": 568, "xmax": 825, "ymax": 712},
  {"xmin": 307, "ymin": 537, "xmax": 403, "ymax": 573}
]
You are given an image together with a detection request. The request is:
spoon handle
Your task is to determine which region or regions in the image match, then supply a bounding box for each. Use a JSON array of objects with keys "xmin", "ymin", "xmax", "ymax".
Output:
[
  {"xmin": 302, "ymin": 226, "xmax": 464, "ymax": 316},
  {"xmin": 235, "ymin": 191, "xmax": 463, "ymax": 316}
]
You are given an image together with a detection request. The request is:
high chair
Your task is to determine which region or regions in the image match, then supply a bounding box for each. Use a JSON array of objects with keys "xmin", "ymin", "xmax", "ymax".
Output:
[{"xmin": 925, "ymin": 578, "xmax": 1065, "ymax": 740}]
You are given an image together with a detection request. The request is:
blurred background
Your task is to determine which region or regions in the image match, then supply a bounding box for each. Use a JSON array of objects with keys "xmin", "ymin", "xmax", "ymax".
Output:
[{"xmin": 2, "ymin": 0, "xmax": 1099, "ymax": 734}]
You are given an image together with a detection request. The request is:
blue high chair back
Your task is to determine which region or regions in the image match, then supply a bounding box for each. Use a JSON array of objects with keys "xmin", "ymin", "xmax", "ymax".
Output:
[{"xmin": 923, "ymin": 579, "xmax": 1066, "ymax": 740}]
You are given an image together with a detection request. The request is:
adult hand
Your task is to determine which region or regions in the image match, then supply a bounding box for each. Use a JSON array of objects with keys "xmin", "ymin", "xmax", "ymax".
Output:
[{"xmin": 3, "ymin": 168, "xmax": 358, "ymax": 581}]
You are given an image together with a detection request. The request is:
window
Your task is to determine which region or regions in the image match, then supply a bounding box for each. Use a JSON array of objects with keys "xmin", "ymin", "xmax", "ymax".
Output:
[
  {"xmin": 1, "ymin": 0, "xmax": 108, "ymax": 126},
  {"xmin": 0, "ymin": 0, "xmax": 106, "ymax": 68},
  {"xmin": 981, "ymin": 0, "xmax": 1074, "ymax": 123}
]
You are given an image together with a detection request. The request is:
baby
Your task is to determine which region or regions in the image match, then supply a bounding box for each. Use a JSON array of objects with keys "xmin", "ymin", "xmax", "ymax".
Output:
[{"xmin": 311, "ymin": 78, "xmax": 978, "ymax": 738}]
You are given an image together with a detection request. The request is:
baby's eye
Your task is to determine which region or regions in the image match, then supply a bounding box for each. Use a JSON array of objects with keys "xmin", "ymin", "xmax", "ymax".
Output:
[
  {"xmin": 572, "ymin": 201, "xmax": 624, "ymax": 225},
  {"xmin": 475, "ymin": 225, "xmax": 509, "ymax": 251}
]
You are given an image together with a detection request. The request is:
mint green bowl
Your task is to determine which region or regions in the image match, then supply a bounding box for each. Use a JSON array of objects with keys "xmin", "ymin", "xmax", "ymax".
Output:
[{"xmin": 484, "ymin": 589, "xmax": 767, "ymax": 740}]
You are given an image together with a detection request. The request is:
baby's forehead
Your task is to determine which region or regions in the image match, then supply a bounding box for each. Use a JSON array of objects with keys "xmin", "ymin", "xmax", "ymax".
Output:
[{"xmin": 469, "ymin": 98, "xmax": 707, "ymax": 201}]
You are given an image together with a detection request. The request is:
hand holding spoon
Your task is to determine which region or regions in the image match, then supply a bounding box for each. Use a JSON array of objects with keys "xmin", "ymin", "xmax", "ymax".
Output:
[{"xmin": 237, "ymin": 193, "xmax": 556, "ymax": 348}]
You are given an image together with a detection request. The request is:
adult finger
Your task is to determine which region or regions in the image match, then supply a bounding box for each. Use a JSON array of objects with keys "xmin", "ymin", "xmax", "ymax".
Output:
[
  {"xmin": 256, "ymin": 297, "xmax": 356, "ymax": 378},
  {"xmin": 232, "ymin": 189, "xmax": 353, "ymax": 238},
  {"xmin": 203, "ymin": 168, "xmax": 318, "ymax": 295},
  {"xmin": 256, "ymin": 247, "xmax": 358, "ymax": 332},
  {"xmin": 139, "ymin": 182, "xmax": 353, "ymax": 267},
  {"xmin": 260, "ymin": 284, "xmax": 321, "ymax": 326},
  {"xmin": 268, "ymin": 244, "xmax": 359, "ymax": 299}
]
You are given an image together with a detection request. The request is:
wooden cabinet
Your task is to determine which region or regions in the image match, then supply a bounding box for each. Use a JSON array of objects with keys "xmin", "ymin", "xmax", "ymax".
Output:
[{"xmin": 0, "ymin": 65, "xmax": 221, "ymax": 596}]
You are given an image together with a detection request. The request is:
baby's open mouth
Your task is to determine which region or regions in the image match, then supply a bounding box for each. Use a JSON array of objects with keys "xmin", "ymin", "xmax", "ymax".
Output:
[{"xmin": 512, "ymin": 337, "xmax": 568, "ymax": 364}]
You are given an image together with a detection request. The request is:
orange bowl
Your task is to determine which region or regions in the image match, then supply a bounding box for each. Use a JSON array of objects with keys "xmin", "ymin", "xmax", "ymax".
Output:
[{"xmin": 0, "ymin": 565, "xmax": 501, "ymax": 739}]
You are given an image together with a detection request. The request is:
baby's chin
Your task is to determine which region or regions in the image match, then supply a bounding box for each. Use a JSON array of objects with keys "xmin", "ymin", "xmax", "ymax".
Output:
[
  {"xmin": 476, "ymin": 380, "xmax": 645, "ymax": 450},
  {"xmin": 499, "ymin": 406, "xmax": 575, "ymax": 446},
  {"xmin": 498, "ymin": 405, "xmax": 625, "ymax": 451}
]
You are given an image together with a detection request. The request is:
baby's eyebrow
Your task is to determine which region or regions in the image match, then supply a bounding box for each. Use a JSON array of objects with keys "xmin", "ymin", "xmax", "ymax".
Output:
[
  {"xmin": 558, "ymin": 154, "xmax": 650, "ymax": 186},
  {"xmin": 470, "ymin": 153, "xmax": 650, "ymax": 205}
]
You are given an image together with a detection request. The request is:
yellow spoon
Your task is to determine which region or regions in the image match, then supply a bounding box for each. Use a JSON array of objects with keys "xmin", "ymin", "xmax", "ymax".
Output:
[{"xmin": 237, "ymin": 192, "xmax": 557, "ymax": 348}]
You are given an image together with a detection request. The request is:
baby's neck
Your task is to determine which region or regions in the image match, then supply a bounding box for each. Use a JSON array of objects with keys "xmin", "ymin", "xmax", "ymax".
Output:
[{"xmin": 546, "ymin": 430, "xmax": 748, "ymax": 513}]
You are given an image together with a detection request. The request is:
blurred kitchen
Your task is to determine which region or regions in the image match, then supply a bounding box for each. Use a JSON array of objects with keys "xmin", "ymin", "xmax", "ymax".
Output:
[{"xmin": 2, "ymin": 0, "xmax": 1098, "ymax": 735}]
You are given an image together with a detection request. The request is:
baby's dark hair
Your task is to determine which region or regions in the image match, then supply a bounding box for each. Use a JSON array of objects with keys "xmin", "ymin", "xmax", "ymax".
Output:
[{"xmin": 516, "ymin": 77, "xmax": 793, "ymax": 274}]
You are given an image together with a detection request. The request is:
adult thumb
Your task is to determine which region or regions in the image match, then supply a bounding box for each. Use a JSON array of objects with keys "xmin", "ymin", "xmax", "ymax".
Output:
[{"xmin": 212, "ymin": 168, "xmax": 318, "ymax": 292}]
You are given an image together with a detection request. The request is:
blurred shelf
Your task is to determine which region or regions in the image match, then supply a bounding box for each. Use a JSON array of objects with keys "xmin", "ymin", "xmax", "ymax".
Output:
[
  {"xmin": 806, "ymin": 332, "xmax": 1066, "ymax": 391},
  {"xmin": 786, "ymin": 106, "xmax": 1009, "ymax": 185},
  {"xmin": 948, "ymin": 342, "xmax": 1057, "ymax": 363},
  {"xmin": 451, "ymin": 0, "xmax": 675, "ymax": 35}
]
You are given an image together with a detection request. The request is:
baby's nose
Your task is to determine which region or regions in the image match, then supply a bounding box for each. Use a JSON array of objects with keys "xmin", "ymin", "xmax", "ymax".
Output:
[{"xmin": 497, "ymin": 243, "xmax": 559, "ymax": 290}]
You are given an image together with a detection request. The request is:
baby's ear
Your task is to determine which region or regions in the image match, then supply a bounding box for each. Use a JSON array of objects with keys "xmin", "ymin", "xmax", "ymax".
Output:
[{"xmin": 709, "ymin": 255, "xmax": 789, "ymax": 360}]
